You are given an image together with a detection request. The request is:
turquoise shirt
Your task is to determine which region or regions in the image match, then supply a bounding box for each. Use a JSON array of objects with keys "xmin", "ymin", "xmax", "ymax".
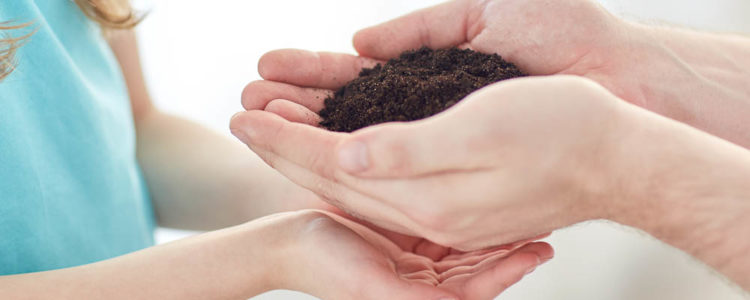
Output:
[{"xmin": 0, "ymin": 0, "xmax": 155, "ymax": 275}]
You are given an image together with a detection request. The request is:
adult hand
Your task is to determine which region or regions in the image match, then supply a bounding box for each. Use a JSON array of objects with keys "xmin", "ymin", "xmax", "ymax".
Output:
[
  {"xmin": 232, "ymin": 76, "xmax": 627, "ymax": 249},
  {"xmin": 241, "ymin": 0, "xmax": 636, "ymax": 117},
  {"xmin": 243, "ymin": 0, "xmax": 750, "ymax": 148},
  {"xmin": 230, "ymin": 0, "xmax": 750, "ymax": 289},
  {"xmin": 270, "ymin": 210, "xmax": 554, "ymax": 300},
  {"xmin": 234, "ymin": 75, "xmax": 750, "ymax": 291}
]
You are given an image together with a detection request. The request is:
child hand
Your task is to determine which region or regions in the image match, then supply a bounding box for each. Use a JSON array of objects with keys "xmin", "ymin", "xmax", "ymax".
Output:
[{"xmin": 263, "ymin": 210, "xmax": 552, "ymax": 300}]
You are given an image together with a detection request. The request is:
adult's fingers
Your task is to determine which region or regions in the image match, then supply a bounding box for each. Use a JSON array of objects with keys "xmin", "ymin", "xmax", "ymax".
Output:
[
  {"xmin": 258, "ymin": 49, "xmax": 380, "ymax": 89},
  {"xmin": 242, "ymin": 145, "xmax": 423, "ymax": 238},
  {"xmin": 230, "ymin": 110, "xmax": 343, "ymax": 178},
  {"xmin": 230, "ymin": 110, "xmax": 429, "ymax": 235},
  {"xmin": 265, "ymin": 99, "xmax": 322, "ymax": 126},
  {"xmin": 334, "ymin": 103, "xmax": 495, "ymax": 178},
  {"xmin": 353, "ymin": 0, "xmax": 470, "ymax": 60},
  {"xmin": 241, "ymin": 80, "xmax": 331, "ymax": 112}
]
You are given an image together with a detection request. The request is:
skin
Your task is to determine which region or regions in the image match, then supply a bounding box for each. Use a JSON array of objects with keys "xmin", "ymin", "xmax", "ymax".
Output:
[
  {"xmin": 230, "ymin": 0, "xmax": 750, "ymax": 290},
  {"xmin": 1, "ymin": 27, "xmax": 551, "ymax": 298},
  {"xmin": 242, "ymin": 0, "xmax": 750, "ymax": 149},
  {"xmin": 232, "ymin": 75, "xmax": 750, "ymax": 291},
  {"xmin": 0, "ymin": 209, "xmax": 553, "ymax": 299}
]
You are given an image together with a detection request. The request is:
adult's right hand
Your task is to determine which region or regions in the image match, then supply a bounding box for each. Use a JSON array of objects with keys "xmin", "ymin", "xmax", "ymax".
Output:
[
  {"xmin": 246, "ymin": 0, "xmax": 750, "ymax": 148},
  {"xmin": 244, "ymin": 0, "xmax": 636, "ymax": 118}
]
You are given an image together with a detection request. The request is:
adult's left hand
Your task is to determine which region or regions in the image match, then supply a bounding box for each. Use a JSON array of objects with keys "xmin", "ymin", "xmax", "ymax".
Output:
[{"xmin": 231, "ymin": 75, "xmax": 631, "ymax": 250}]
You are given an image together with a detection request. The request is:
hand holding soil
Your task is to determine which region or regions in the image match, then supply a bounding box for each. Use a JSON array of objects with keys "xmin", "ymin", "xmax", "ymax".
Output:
[
  {"xmin": 233, "ymin": 0, "xmax": 750, "ymax": 292},
  {"xmin": 234, "ymin": 76, "xmax": 633, "ymax": 249},
  {"xmin": 234, "ymin": 73, "xmax": 750, "ymax": 289},
  {"xmin": 241, "ymin": 0, "xmax": 625, "ymax": 122},
  {"xmin": 243, "ymin": 0, "xmax": 750, "ymax": 147}
]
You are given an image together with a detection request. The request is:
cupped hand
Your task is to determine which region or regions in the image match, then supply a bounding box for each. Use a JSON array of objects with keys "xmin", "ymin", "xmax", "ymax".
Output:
[
  {"xmin": 241, "ymin": 0, "xmax": 654, "ymax": 117},
  {"xmin": 271, "ymin": 210, "xmax": 553, "ymax": 300},
  {"xmin": 232, "ymin": 76, "xmax": 628, "ymax": 249},
  {"xmin": 232, "ymin": 0, "xmax": 642, "ymax": 249}
]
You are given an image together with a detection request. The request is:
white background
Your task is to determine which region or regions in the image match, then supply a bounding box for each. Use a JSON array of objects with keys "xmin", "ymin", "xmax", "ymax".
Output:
[{"xmin": 137, "ymin": 1, "xmax": 750, "ymax": 299}]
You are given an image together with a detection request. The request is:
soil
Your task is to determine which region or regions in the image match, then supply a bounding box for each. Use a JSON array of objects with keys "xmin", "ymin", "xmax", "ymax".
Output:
[{"xmin": 319, "ymin": 47, "xmax": 526, "ymax": 132}]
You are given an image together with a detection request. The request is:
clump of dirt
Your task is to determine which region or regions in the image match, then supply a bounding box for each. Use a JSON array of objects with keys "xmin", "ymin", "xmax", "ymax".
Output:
[{"xmin": 319, "ymin": 47, "xmax": 526, "ymax": 132}]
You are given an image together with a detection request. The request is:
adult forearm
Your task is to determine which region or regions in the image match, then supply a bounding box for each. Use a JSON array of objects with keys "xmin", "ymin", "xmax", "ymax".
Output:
[
  {"xmin": 648, "ymin": 26, "xmax": 750, "ymax": 83},
  {"xmin": 627, "ymin": 22, "xmax": 750, "ymax": 148},
  {"xmin": 0, "ymin": 223, "xmax": 279, "ymax": 299},
  {"xmin": 136, "ymin": 110, "xmax": 322, "ymax": 230},
  {"xmin": 610, "ymin": 103, "xmax": 750, "ymax": 290}
]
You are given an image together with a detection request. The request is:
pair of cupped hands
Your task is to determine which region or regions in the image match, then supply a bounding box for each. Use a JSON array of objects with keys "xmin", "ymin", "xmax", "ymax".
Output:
[{"xmin": 231, "ymin": 0, "xmax": 699, "ymax": 298}]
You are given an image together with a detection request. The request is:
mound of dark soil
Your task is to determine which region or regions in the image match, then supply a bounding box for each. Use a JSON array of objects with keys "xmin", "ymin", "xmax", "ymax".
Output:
[{"xmin": 319, "ymin": 47, "xmax": 526, "ymax": 132}]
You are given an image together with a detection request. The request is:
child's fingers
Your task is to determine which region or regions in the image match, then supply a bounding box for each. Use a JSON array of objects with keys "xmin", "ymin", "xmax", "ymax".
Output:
[
  {"xmin": 258, "ymin": 49, "xmax": 381, "ymax": 89},
  {"xmin": 440, "ymin": 242, "xmax": 553, "ymax": 300},
  {"xmin": 414, "ymin": 240, "xmax": 452, "ymax": 262},
  {"xmin": 435, "ymin": 246, "xmax": 517, "ymax": 274},
  {"xmin": 265, "ymin": 99, "xmax": 322, "ymax": 126},
  {"xmin": 439, "ymin": 233, "xmax": 549, "ymax": 264},
  {"xmin": 241, "ymin": 80, "xmax": 331, "ymax": 112}
]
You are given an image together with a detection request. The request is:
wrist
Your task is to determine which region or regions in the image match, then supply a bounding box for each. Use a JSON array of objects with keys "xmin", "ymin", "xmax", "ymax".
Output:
[
  {"xmin": 603, "ymin": 21, "xmax": 695, "ymax": 113},
  {"xmin": 240, "ymin": 212, "xmax": 312, "ymax": 292},
  {"xmin": 247, "ymin": 210, "xmax": 339, "ymax": 295},
  {"xmin": 606, "ymin": 103, "xmax": 750, "ymax": 287},
  {"xmin": 617, "ymin": 22, "xmax": 750, "ymax": 148}
]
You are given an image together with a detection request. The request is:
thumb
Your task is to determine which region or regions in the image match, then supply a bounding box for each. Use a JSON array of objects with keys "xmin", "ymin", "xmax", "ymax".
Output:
[
  {"xmin": 335, "ymin": 110, "xmax": 492, "ymax": 178},
  {"xmin": 353, "ymin": 0, "xmax": 470, "ymax": 60}
]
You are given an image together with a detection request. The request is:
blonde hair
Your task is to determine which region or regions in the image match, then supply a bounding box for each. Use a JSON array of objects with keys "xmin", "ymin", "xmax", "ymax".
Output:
[{"xmin": 0, "ymin": 0, "xmax": 141, "ymax": 81}]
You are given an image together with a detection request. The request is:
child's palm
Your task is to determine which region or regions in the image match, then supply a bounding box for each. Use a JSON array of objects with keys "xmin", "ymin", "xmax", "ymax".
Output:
[{"xmin": 297, "ymin": 211, "xmax": 551, "ymax": 300}]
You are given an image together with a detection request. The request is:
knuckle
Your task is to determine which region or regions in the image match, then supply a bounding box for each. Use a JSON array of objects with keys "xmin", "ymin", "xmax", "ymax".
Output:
[
  {"xmin": 382, "ymin": 143, "xmax": 412, "ymax": 174},
  {"xmin": 361, "ymin": 126, "xmax": 415, "ymax": 175}
]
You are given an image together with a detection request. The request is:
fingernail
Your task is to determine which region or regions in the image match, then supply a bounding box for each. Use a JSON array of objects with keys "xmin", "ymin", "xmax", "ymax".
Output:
[
  {"xmin": 437, "ymin": 297, "xmax": 458, "ymax": 300},
  {"xmin": 338, "ymin": 141, "xmax": 370, "ymax": 172}
]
